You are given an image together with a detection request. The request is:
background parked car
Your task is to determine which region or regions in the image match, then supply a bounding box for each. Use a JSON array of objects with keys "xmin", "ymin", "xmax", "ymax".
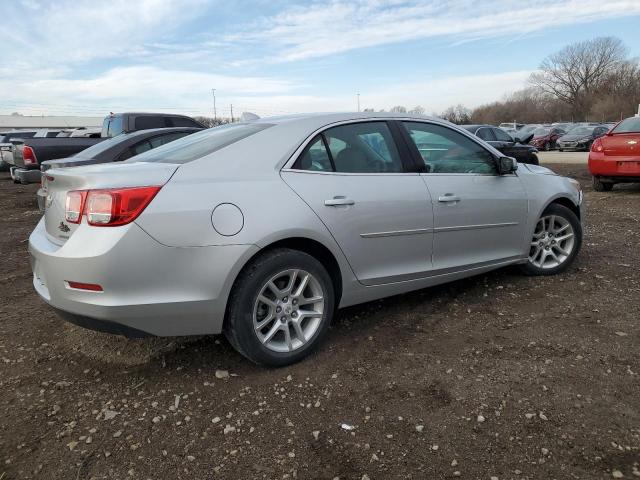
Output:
[
  {"xmin": 0, "ymin": 129, "xmax": 63, "ymax": 170},
  {"xmin": 557, "ymin": 124, "xmax": 609, "ymax": 151},
  {"xmin": 461, "ymin": 124, "xmax": 539, "ymax": 164},
  {"xmin": 589, "ymin": 116, "xmax": 640, "ymax": 191},
  {"xmin": 530, "ymin": 126, "xmax": 566, "ymax": 151},
  {"xmin": 37, "ymin": 127, "xmax": 203, "ymax": 210},
  {"xmin": 102, "ymin": 112, "xmax": 205, "ymax": 138}
]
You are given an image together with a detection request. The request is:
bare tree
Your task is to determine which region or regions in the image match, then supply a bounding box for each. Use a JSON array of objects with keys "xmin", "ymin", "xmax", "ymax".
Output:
[
  {"xmin": 529, "ymin": 37, "xmax": 627, "ymax": 120},
  {"xmin": 440, "ymin": 104, "xmax": 471, "ymax": 124},
  {"xmin": 390, "ymin": 105, "xmax": 407, "ymax": 113},
  {"xmin": 409, "ymin": 106, "xmax": 425, "ymax": 115}
]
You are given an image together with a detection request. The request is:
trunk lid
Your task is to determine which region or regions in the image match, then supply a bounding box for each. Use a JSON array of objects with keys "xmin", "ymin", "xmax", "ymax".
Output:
[
  {"xmin": 602, "ymin": 132, "xmax": 640, "ymax": 159},
  {"xmin": 43, "ymin": 162, "xmax": 179, "ymax": 244}
]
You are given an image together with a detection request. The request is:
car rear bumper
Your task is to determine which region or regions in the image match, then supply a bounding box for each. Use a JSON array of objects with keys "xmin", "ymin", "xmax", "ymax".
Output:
[
  {"xmin": 11, "ymin": 167, "xmax": 41, "ymax": 184},
  {"xmin": 589, "ymin": 154, "xmax": 640, "ymax": 178},
  {"xmin": 28, "ymin": 218, "xmax": 258, "ymax": 337}
]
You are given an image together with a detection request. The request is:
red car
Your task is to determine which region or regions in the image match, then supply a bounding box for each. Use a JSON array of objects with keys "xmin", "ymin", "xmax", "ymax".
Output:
[
  {"xmin": 530, "ymin": 126, "xmax": 566, "ymax": 151},
  {"xmin": 589, "ymin": 116, "xmax": 640, "ymax": 191}
]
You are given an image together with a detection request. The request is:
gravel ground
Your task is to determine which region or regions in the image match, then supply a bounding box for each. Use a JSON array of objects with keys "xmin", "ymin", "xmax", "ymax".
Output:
[{"xmin": 1, "ymin": 163, "xmax": 639, "ymax": 480}]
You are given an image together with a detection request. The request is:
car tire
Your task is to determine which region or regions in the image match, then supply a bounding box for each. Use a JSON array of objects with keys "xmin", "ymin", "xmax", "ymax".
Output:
[
  {"xmin": 558, "ymin": 148, "xmax": 563, "ymax": 152},
  {"xmin": 529, "ymin": 154, "xmax": 540, "ymax": 165},
  {"xmin": 544, "ymin": 142, "xmax": 551, "ymax": 151},
  {"xmin": 224, "ymin": 248, "xmax": 335, "ymax": 367},
  {"xmin": 519, "ymin": 203, "xmax": 582, "ymax": 276},
  {"xmin": 593, "ymin": 176, "xmax": 613, "ymax": 192}
]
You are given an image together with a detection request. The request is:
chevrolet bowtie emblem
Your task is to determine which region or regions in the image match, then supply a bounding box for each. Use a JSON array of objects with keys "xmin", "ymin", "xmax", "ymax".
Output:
[{"xmin": 628, "ymin": 140, "xmax": 638, "ymax": 145}]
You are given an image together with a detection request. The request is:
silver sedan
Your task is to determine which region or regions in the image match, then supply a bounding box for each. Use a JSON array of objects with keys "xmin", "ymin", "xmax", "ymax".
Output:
[{"xmin": 29, "ymin": 113, "xmax": 584, "ymax": 366}]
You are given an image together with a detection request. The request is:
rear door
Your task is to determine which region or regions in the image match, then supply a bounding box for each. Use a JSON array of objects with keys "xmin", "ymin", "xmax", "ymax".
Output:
[
  {"xmin": 281, "ymin": 121, "xmax": 434, "ymax": 286},
  {"xmin": 401, "ymin": 121, "xmax": 528, "ymax": 271}
]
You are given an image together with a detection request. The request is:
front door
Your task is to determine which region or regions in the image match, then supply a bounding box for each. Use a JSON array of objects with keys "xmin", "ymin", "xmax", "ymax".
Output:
[
  {"xmin": 401, "ymin": 121, "xmax": 528, "ymax": 271},
  {"xmin": 281, "ymin": 121, "xmax": 434, "ymax": 286}
]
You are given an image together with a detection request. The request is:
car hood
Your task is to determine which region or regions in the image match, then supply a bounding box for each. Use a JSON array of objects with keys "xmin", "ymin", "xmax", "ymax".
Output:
[
  {"xmin": 523, "ymin": 163, "xmax": 557, "ymax": 175},
  {"xmin": 558, "ymin": 133, "xmax": 592, "ymax": 141}
]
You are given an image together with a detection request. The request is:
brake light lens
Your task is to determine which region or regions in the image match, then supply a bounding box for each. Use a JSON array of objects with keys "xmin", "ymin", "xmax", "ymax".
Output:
[
  {"xmin": 66, "ymin": 281, "xmax": 103, "ymax": 292},
  {"xmin": 65, "ymin": 190, "xmax": 87, "ymax": 223},
  {"xmin": 64, "ymin": 186, "xmax": 161, "ymax": 227},
  {"xmin": 23, "ymin": 145, "xmax": 37, "ymax": 166},
  {"xmin": 591, "ymin": 137, "xmax": 603, "ymax": 152}
]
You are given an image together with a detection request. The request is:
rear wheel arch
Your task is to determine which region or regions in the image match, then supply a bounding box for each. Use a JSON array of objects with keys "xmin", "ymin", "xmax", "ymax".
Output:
[{"xmin": 225, "ymin": 237, "xmax": 343, "ymax": 318}]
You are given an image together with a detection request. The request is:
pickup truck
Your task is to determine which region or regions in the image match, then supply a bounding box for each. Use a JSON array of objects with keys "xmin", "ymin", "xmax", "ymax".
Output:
[
  {"xmin": 9, "ymin": 112, "xmax": 205, "ymax": 183},
  {"xmin": 0, "ymin": 129, "xmax": 64, "ymax": 171},
  {"xmin": 9, "ymin": 137, "xmax": 104, "ymax": 183}
]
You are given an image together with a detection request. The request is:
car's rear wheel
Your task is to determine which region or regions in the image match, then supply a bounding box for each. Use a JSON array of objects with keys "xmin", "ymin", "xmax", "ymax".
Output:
[
  {"xmin": 520, "ymin": 203, "xmax": 582, "ymax": 276},
  {"xmin": 593, "ymin": 176, "xmax": 613, "ymax": 192},
  {"xmin": 224, "ymin": 248, "xmax": 335, "ymax": 366},
  {"xmin": 544, "ymin": 142, "xmax": 551, "ymax": 151},
  {"xmin": 529, "ymin": 153, "xmax": 540, "ymax": 165}
]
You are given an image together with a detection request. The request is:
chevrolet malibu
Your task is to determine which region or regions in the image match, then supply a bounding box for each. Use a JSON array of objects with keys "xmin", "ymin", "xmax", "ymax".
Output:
[{"xmin": 30, "ymin": 113, "xmax": 584, "ymax": 366}]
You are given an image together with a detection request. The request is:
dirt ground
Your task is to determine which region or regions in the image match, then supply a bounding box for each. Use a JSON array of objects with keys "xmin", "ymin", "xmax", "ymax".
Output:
[{"xmin": 1, "ymin": 164, "xmax": 639, "ymax": 480}]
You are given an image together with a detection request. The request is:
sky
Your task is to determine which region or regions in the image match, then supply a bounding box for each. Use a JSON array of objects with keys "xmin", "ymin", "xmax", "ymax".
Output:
[{"xmin": 1, "ymin": 0, "xmax": 640, "ymax": 118}]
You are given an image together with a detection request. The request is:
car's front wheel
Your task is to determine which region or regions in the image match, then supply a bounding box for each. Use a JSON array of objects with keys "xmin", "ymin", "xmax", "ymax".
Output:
[
  {"xmin": 520, "ymin": 203, "xmax": 582, "ymax": 276},
  {"xmin": 224, "ymin": 248, "xmax": 335, "ymax": 366}
]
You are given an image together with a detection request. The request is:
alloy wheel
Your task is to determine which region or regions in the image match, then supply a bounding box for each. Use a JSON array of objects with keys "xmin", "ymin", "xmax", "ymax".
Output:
[
  {"xmin": 528, "ymin": 215, "xmax": 575, "ymax": 269},
  {"xmin": 253, "ymin": 269, "xmax": 325, "ymax": 353}
]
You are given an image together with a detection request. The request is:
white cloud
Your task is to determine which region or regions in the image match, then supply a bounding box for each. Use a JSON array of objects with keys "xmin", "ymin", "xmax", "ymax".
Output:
[
  {"xmin": 2, "ymin": 0, "xmax": 206, "ymax": 65},
  {"xmin": 229, "ymin": 0, "xmax": 640, "ymax": 62}
]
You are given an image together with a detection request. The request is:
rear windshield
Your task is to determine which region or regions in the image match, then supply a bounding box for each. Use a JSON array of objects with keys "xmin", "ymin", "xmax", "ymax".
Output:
[
  {"xmin": 612, "ymin": 117, "xmax": 640, "ymax": 134},
  {"xmin": 74, "ymin": 134, "xmax": 128, "ymax": 159},
  {"xmin": 127, "ymin": 123, "xmax": 272, "ymax": 165}
]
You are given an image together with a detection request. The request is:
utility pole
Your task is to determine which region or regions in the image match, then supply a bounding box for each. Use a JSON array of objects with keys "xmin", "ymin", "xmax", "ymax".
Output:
[
  {"xmin": 230, "ymin": 104, "xmax": 233, "ymax": 122},
  {"xmin": 357, "ymin": 93, "xmax": 360, "ymax": 112},
  {"xmin": 211, "ymin": 89, "xmax": 217, "ymax": 122}
]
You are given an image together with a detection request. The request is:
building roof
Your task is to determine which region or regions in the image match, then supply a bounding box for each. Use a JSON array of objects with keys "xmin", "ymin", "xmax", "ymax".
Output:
[{"xmin": 0, "ymin": 115, "xmax": 103, "ymax": 130}]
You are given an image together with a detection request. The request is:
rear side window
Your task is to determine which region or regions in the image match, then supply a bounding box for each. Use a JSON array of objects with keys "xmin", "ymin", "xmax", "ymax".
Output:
[
  {"xmin": 131, "ymin": 140, "xmax": 153, "ymax": 155},
  {"xmin": 169, "ymin": 117, "xmax": 202, "ymax": 128},
  {"xmin": 292, "ymin": 122, "xmax": 403, "ymax": 173},
  {"xmin": 128, "ymin": 123, "xmax": 273, "ymax": 165},
  {"xmin": 135, "ymin": 116, "xmax": 167, "ymax": 130}
]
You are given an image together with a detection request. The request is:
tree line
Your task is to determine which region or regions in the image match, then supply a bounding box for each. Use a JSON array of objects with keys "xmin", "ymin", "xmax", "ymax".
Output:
[{"xmin": 374, "ymin": 37, "xmax": 640, "ymax": 125}]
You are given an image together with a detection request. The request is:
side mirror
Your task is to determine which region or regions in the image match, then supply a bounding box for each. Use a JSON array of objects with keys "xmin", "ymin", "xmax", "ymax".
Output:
[{"xmin": 498, "ymin": 156, "xmax": 518, "ymax": 175}]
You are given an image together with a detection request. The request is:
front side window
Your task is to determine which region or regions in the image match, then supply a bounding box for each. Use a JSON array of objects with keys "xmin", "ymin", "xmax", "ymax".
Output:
[
  {"xmin": 293, "ymin": 122, "xmax": 403, "ymax": 173},
  {"xmin": 403, "ymin": 122, "xmax": 497, "ymax": 174}
]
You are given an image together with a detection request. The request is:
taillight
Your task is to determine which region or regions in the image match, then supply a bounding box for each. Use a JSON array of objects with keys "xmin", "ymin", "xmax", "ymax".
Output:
[
  {"xmin": 23, "ymin": 145, "xmax": 37, "ymax": 166},
  {"xmin": 65, "ymin": 190, "xmax": 87, "ymax": 224},
  {"xmin": 591, "ymin": 137, "xmax": 603, "ymax": 152},
  {"xmin": 65, "ymin": 186, "xmax": 161, "ymax": 227}
]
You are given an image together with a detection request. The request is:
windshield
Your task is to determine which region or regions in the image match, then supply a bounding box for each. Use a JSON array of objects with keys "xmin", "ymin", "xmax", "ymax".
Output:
[
  {"xmin": 566, "ymin": 126, "xmax": 593, "ymax": 136},
  {"xmin": 612, "ymin": 117, "xmax": 640, "ymax": 134},
  {"xmin": 533, "ymin": 127, "xmax": 550, "ymax": 136},
  {"xmin": 128, "ymin": 123, "xmax": 273, "ymax": 165}
]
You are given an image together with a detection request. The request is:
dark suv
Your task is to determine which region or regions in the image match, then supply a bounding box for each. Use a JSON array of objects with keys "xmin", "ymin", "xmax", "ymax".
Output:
[{"xmin": 102, "ymin": 112, "xmax": 205, "ymax": 138}]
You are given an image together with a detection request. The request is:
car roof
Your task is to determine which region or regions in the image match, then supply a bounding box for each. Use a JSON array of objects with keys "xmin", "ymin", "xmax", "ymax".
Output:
[
  {"xmin": 116, "ymin": 126, "xmax": 202, "ymax": 139},
  {"xmin": 252, "ymin": 112, "xmax": 445, "ymax": 130}
]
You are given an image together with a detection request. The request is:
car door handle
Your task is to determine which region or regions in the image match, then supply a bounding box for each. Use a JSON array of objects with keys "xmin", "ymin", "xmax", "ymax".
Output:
[
  {"xmin": 438, "ymin": 194, "xmax": 461, "ymax": 203},
  {"xmin": 324, "ymin": 196, "xmax": 355, "ymax": 206}
]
